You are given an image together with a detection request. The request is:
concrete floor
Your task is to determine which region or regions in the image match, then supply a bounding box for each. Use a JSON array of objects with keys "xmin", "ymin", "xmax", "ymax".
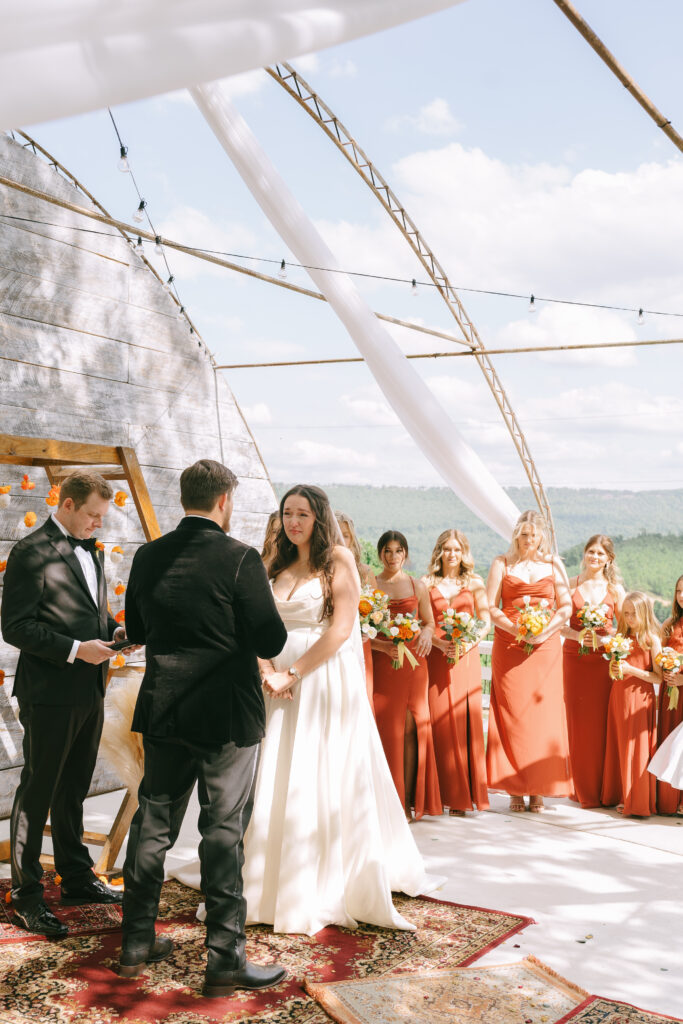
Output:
[{"xmin": 6, "ymin": 788, "xmax": 682, "ymax": 1019}]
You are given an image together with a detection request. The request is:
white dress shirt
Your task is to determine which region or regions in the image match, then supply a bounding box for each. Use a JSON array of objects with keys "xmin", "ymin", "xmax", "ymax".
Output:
[{"xmin": 51, "ymin": 513, "xmax": 99, "ymax": 663}]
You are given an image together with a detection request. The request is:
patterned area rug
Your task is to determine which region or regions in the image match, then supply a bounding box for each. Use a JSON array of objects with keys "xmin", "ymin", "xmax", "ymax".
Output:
[
  {"xmin": 0, "ymin": 872, "xmax": 122, "ymax": 943},
  {"xmin": 556, "ymin": 997, "xmax": 683, "ymax": 1023},
  {"xmin": 305, "ymin": 955, "xmax": 588, "ymax": 1024},
  {"xmin": 0, "ymin": 882, "xmax": 534, "ymax": 1023}
]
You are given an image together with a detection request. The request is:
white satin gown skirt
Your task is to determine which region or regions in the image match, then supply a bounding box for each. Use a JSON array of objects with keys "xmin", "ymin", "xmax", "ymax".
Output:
[
  {"xmin": 172, "ymin": 580, "xmax": 436, "ymax": 935},
  {"xmin": 648, "ymin": 720, "xmax": 683, "ymax": 790}
]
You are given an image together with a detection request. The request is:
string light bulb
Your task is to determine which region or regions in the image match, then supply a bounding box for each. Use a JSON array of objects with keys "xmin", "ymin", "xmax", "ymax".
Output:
[
  {"xmin": 177, "ymin": 305, "xmax": 186, "ymax": 321},
  {"xmin": 154, "ymin": 236, "xmax": 163, "ymax": 255},
  {"xmin": 637, "ymin": 308, "xmax": 645, "ymax": 325},
  {"xmin": 133, "ymin": 199, "xmax": 146, "ymax": 223},
  {"xmin": 118, "ymin": 145, "xmax": 130, "ymax": 172},
  {"xmin": 411, "ymin": 278, "xmax": 418, "ymax": 297},
  {"xmin": 278, "ymin": 259, "xmax": 287, "ymax": 280},
  {"xmin": 528, "ymin": 294, "xmax": 537, "ymax": 313},
  {"xmin": 164, "ymin": 274, "xmax": 175, "ymax": 293},
  {"xmin": 134, "ymin": 236, "xmax": 144, "ymax": 254}
]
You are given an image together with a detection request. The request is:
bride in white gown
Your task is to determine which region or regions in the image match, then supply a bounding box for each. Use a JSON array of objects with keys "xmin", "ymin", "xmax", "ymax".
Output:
[{"xmin": 172, "ymin": 484, "xmax": 438, "ymax": 935}]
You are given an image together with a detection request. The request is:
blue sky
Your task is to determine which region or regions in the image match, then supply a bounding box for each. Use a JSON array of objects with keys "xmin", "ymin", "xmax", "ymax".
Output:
[{"xmin": 22, "ymin": 0, "xmax": 683, "ymax": 490}]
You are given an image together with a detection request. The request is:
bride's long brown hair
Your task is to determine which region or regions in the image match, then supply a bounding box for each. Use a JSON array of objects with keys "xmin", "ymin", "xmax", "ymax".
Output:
[{"xmin": 269, "ymin": 484, "xmax": 339, "ymax": 621}]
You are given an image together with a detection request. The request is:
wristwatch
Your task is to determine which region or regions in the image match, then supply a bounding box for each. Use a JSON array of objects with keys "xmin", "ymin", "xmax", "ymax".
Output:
[{"xmin": 287, "ymin": 665, "xmax": 303, "ymax": 684}]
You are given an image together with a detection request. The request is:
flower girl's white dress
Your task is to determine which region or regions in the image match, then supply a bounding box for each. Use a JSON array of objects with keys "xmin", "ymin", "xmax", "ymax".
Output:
[
  {"xmin": 172, "ymin": 578, "xmax": 439, "ymax": 934},
  {"xmin": 648, "ymin": 719, "xmax": 683, "ymax": 791}
]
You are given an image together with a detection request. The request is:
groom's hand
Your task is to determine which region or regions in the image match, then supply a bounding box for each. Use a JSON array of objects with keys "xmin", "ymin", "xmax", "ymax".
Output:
[{"xmin": 263, "ymin": 670, "xmax": 295, "ymax": 699}]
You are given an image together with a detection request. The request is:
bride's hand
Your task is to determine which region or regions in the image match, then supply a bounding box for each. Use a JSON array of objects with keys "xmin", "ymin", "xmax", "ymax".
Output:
[{"xmin": 264, "ymin": 670, "xmax": 295, "ymax": 698}]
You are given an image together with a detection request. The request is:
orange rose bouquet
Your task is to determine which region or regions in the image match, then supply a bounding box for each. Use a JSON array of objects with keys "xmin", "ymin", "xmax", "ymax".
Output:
[
  {"xmin": 384, "ymin": 611, "xmax": 422, "ymax": 670},
  {"xmin": 602, "ymin": 633, "xmax": 633, "ymax": 680},
  {"xmin": 358, "ymin": 586, "xmax": 390, "ymax": 641},
  {"xmin": 576, "ymin": 601, "xmax": 610, "ymax": 655},
  {"xmin": 439, "ymin": 608, "xmax": 485, "ymax": 664},
  {"xmin": 655, "ymin": 647, "xmax": 683, "ymax": 710}
]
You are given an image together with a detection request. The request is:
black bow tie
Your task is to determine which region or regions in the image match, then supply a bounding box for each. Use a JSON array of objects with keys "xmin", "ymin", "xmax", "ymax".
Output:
[{"xmin": 68, "ymin": 536, "xmax": 97, "ymax": 553}]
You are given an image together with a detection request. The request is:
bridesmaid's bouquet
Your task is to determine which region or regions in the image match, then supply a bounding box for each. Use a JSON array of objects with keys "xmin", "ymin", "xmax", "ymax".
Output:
[
  {"xmin": 576, "ymin": 602, "xmax": 610, "ymax": 655},
  {"xmin": 439, "ymin": 608, "xmax": 485, "ymax": 664},
  {"xmin": 358, "ymin": 586, "xmax": 390, "ymax": 641},
  {"xmin": 384, "ymin": 611, "xmax": 422, "ymax": 670},
  {"xmin": 655, "ymin": 647, "xmax": 683, "ymax": 710},
  {"xmin": 515, "ymin": 595, "xmax": 552, "ymax": 654},
  {"xmin": 602, "ymin": 633, "xmax": 633, "ymax": 680}
]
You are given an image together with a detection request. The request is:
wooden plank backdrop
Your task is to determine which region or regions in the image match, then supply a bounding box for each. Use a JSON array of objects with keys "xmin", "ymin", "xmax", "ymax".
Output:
[{"xmin": 0, "ymin": 133, "xmax": 276, "ymax": 818}]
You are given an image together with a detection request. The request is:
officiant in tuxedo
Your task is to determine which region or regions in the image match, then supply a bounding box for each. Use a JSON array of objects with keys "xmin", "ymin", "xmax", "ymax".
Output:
[
  {"xmin": 119, "ymin": 459, "xmax": 288, "ymax": 998},
  {"xmin": 1, "ymin": 471, "xmax": 128, "ymax": 938}
]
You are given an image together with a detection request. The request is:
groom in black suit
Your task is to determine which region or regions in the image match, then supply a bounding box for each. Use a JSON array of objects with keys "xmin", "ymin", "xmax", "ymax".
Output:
[
  {"xmin": 1, "ymin": 471, "xmax": 126, "ymax": 937},
  {"xmin": 119, "ymin": 459, "xmax": 288, "ymax": 997}
]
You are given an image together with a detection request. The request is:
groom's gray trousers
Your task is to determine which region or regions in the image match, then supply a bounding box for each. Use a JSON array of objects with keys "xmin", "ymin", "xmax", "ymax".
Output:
[{"xmin": 122, "ymin": 735, "xmax": 259, "ymax": 969}]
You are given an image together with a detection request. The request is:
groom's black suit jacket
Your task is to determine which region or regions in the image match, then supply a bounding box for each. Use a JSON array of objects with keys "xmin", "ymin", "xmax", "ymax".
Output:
[
  {"xmin": 1, "ymin": 516, "xmax": 118, "ymax": 705},
  {"xmin": 125, "ymin": 516, "xmax": 287, "ymax": 748}
]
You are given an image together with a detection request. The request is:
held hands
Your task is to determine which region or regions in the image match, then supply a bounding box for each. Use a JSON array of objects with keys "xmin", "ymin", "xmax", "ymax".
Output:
[{"xmin": 263, "ymin": 670, "xmax": 294, "ymax": 700}]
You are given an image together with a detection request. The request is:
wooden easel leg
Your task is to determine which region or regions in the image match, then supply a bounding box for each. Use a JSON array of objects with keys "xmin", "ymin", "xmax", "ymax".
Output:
[{"xmin": 94, "ymin": 789, "xmax": 138, "ymax": 874}]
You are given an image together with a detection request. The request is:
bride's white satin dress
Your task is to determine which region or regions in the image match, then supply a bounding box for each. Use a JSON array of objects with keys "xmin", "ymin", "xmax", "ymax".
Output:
[{"xmin": 171, "ymin": 578, "xmax": 437, "ymax": 935}]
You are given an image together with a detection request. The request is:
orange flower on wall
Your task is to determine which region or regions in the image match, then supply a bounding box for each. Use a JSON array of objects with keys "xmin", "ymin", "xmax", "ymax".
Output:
[
  {"xmin": 0, "ymin": 560, "xmax": 7, "ymax": 573},
  {"xmin": 0, "ymin": 485, "xmax": 10, "ymax": 510},
  {"xmin": 115, "ymin": 610, "xmax": 125, "ymax": 624},
  {"xmin": 114, "ymin": 491, "xmax": 127, "ymax": 507},
  {"xmin": 45, "ymin": 485, "xmax": 60, "ymax": 507},
  {"xmin": 23, "ymin": 511, "xmax": 36, "ymax": 528},
  {"xmin": 20, "ymin": 475, "xmax": 35, "ymax": 491},
  {"xmin": 0, "ymin": 669, "xmax": 5, "ymax": 686},
  {"xmin": 114, "ymin": 582, "xmax": 126, "ymax": 596},
  {"xmin": 112, "ymin": 654, "xmax": 126, "ymax": 669}
]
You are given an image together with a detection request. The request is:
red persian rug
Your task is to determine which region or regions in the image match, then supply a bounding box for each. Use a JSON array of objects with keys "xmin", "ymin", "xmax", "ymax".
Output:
[
  {"xmin": 0, "ymin": 872, "xmax": 122, "ymax": 943},
  {"xmin": 556, "ymin": 996, "xmax": 683, "ymax": 1023},
  {"xmin": 0, "ymin": 882, "xmax": 534, "ymax": 1023}
]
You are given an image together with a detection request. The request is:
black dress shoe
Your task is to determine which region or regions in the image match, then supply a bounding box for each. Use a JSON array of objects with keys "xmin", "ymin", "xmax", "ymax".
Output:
[
  {"xmin": 61, "ymin": 878, "xmax": 123, "ymax": 906},
  {"xmin": 13, "ymin": 904, "xmax": 68, "ymax": 938},
  {"xmin": 203, "ymin": 960, "xmax": 287, "ymax": 998},
  {"xmin": 119, "ymin": 936, "xmax": 174, "ymax": 978}
]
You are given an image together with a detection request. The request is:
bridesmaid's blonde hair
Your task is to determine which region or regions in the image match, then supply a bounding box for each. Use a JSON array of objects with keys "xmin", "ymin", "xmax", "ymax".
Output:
[
  {"xmin": 663, "ymin": 574, "xmax": 683, "ymax": 642},
  {"xmin": 335, "ymin": 511, "xmax": 363, "ymax": 574},
  {"xmin": 424, "ymin": 529, "xmax": 476, "ymax": 587},
  {"xmin": 581, "ymin": 534, "xmax": 623, "ymax": 599},
  {"xmin": 616, "ymin": 591, "xmax": 659, "ymax": 650},
  {"xmin": 506, "ymin": 510, "xmax": 553, "ymax": 562}
]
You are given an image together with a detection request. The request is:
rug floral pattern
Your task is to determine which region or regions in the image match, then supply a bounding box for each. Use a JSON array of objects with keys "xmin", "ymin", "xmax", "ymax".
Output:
[
  {"xmin": 557, "ymin": 997, "xmax": 683, "ymax": 1024},
  {"xmin": 0, "ymin": 883, "xmax": 533, "ymax": 1024},
  {"xmin": 0, "ymin": 872, "xmax": 122, "ymax": 943}
]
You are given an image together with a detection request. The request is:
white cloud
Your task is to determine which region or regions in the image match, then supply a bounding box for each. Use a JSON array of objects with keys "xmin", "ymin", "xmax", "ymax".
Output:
[
  {"xmin": 292, "ymin": 54, "xmax": 320, "ymax": 75},
  {"xmin": 242, "ymin": 402, "xmax": 272, "ymax": 425},
  {"xmin": 340, "ymin": 392, "xmax": 400, "ymax": 425},
  {"xmin": 155, "ymin": 206, "xmax": 258, "ymax": 280},
  {"xmin": 329, "ymin": 58, "xmax": 358, "ymax": 79},
  {"xmin": 494, "ymin": 305, "xmax": 638, "ymax": 367},
  {"xmin": 385, "ymin": 98, "xmax": 462, "ymax": 137}
]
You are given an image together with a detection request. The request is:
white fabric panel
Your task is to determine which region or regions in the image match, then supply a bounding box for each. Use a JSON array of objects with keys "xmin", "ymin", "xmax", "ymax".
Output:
[
  {"xmin": 0, "ymin": 0, "xmax": 465, "ymax": 129},
  {"xmin": 193, "ymin": 82, "xmax": 519, "ymax": 539}
]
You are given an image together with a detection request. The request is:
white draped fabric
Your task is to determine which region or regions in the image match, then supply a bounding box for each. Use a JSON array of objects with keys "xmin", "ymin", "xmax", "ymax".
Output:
[
  {"xmin": 0, "ymin": 0, "xmax": 465, "ymax": 129},
  {"xmin": 192, "ymin": 82, "xmax": 519, "ymax": 539}
]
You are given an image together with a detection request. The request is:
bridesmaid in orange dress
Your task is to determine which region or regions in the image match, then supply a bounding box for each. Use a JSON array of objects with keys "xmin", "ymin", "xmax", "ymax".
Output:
[
  {"xmin": 422, "ymin": 530, "xmax": 490, "ymax": 815},
  {"xmin": 561, "ymin": 535, "xmax": 625, "ymax": 808},
  {"xmin": 371, "ymin": 531, "xmax": 441, "ymax": 822},
  {"xmin": 601, "ymin": 592, "xmax": 661, "ymax": 817},
  {"xmin": 655, "ymin": 575, "xmax": 683, "ymax": 814},
  {"xmin": 335, "ymin": 511, "xmax": 377, "ymax": 708},
  {"xmin": 486, "ymin": 510, "xmax": 572, "ymax": 813}
]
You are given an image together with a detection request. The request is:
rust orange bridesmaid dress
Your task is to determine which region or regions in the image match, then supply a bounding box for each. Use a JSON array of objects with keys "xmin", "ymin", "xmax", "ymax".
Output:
[
  {"xmin": 601, "ymin": 640, "xmax": 657, "ymax": 817},
  {"xmin": 656, "ymin": 619, "xmax": 683, "ymax": 814},
  {"xmin": 486, "ymin": 569, "xmax": 572, "ymax": 797},
  {"xmin": 428, "ymin": 587, "xmax": 489, "ymax": 811},
  {"xmin": 372, "ymin": 585, "xmax": 442, "ymax": 819},
  {"xmin": 563, "ymin": 588, "xmax": 615, "ymax": 807}
]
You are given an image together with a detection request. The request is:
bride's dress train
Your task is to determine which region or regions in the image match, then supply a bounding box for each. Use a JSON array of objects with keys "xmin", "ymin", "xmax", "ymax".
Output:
[{"xmin": 172, "ymin": 578, "xmax": 438, "ymax": 935}]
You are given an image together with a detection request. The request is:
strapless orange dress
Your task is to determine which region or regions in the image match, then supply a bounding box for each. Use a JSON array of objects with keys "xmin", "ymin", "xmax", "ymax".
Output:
[
  {"xmin": 601, "ymin": 638, "xmax": 656, "ymax": 816},
  {"xmin": 427, "ymin": 587, "xmax": 489, "ymax": 811},
  {"xmin": 372, "ymin": 592, "xmax": 442, "ymax": 819},
  {"xmin": 656, "ymin": 619, "xmax": 683, "ymax": 813},
  {"xmin": 562, "ymin": 588, "xmax": 615, "ymax": 808},
  {"xmin": 486, "ymin": 572, "xmax": 571, "ymax": 796}
]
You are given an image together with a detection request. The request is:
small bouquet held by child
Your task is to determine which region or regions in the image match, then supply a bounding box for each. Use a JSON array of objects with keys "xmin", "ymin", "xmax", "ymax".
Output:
[
  {"xmin": 439, "ymin": 608, "xmax": 485, "ymax": 664},
  {"xmin": 515, "ymin": 595, "xmax": 552, "ymax": 655},
  {"xmin": 655, "ymin": 647, "xmax": 683, "ymax": 711},
  {"xmin": 576, "ymin": 601, "xmax": 610, "ymax": 655},
  {"xmin": 602, "ymin": 633, "xmax": 633, "ymax": 680}
]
